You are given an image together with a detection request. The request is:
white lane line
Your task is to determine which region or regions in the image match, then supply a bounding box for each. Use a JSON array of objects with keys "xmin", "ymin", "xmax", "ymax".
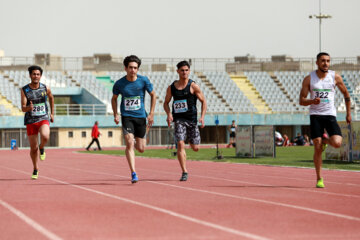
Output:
[
  {"xmin": 0, "ymin": 199, "xmax": 63, "ymax": 240},
  {"xmin": 47, "ymin": 164, "xmax": 360, "ymax": 222},
  {"xmin": 56, "ymin": 159, "xmax": 360, "ymax": 199},
  {"xmin": 2, "ymin": 167, "xmax": 270, "ymax": 240},
  {"xmin": 74, "ymin": 152, "xmax": 360, "ymax": 187}
]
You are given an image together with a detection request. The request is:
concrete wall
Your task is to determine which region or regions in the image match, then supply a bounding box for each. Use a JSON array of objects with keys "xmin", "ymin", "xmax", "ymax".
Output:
[{"xmin": 58, "ymin": 127, "xmax": 122, "ymax": 148}]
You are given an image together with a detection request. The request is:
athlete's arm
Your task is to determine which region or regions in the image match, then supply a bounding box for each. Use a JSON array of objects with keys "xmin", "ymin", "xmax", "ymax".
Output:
[
  {"xmin": 20, "ymin": 89, "xmax": 33, "ymax": 112},
  {"xmin": 111, "ymin": 94, "xmax": 120, "ymax": 124},
  {"xmin": 335, "ymin": 73, "xmax": 352, "ymax": 124},
  {"xmin": 47, "ymin": 87, "xmax": 54, "ymax": 122},
  {"xmin": 147, "ymin": 90, "xmax": 156, "ymax": 127},
  {"xmin": 299, "ymin": 75, "xmax": 320, "ymax": 106},
  {"xmin": 163, "ymin": 86, "xmax": 173, "ymax": 127},
  {"xmin": 192, "ymin": 83, "xmax": 207, "ymax": 128}
]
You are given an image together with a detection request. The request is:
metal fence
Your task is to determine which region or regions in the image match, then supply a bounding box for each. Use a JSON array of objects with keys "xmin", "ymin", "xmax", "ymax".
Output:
[{"xmin": 54, "ymin": 104, "xmax": 108, "ymax": 116}]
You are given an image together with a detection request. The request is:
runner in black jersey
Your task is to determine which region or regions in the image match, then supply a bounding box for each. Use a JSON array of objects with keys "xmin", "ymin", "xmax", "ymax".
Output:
[
  {"xmin": 163, "ymin": 61, "xmax": 207, "ymax": 181},
  {"xmin": 21, "ymin": 65, "xmax": 54, "ymax": 179}
]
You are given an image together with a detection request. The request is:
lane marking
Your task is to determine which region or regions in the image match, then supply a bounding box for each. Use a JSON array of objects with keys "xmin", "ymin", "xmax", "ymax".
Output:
[
  {"xmin": 46, "ymin": 164, "xmax": 360, "ymax": 222},
  {"xmin": 0, "ymin": 199, "xmax": 63, "ymax": 240},
  {"xmin": 1, "ymin": 166, "xmax": 270, "ymax": 240}
]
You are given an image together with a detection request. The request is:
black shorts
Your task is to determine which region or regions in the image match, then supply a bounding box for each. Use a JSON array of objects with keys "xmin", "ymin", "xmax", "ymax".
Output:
[
  {"xmin": 121, "ymin": 116, "xmax": 146, "ymax": 138},
  {"xmin": 310, "ymin": 115, "xmax": 342, "ymax": 139},
  {"xmin": 230, "ymin": 132, "xmax": 236, "ymax": 138}
]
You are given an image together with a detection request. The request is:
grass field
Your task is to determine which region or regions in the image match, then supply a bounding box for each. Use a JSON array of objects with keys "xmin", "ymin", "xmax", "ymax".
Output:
[{"xmin": 82, "ymin": 146, "xmax": 360, "ymax": 171}]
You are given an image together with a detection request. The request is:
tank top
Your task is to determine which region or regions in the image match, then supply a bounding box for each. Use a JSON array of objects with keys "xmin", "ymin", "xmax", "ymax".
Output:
[
  {"xmin": 22, "ymin": 83, "xmax": 50, "ymax": 125},
  {"xmin": 171, "ymin": 79, "xmax": 198, "ymax": 122},
  {"xmin": 309, "ymin": 70, "xmax": 336, "ymax": 116},
  {"xmin": 230, "ymin": 125, "xmax": 236, "ymax": 132}
]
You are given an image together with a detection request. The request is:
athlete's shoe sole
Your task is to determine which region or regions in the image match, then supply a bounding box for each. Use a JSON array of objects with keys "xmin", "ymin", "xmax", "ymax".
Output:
[
  {"xmin": 40, "ymin": 152, "xmax": 46, "ymax": 161},
  {"xmin": 316, "ymin": 178, "xmax": 325, "ymax": 188},
  {"xmin": 131, "ymin": 172, "xmax": 138, "ymax": 184},
  {"xmin": 180, "ymin": 172, "xmax": 188, "ymax": 181},
  {"xmin": 31, "ymin": 170, "xmax": 39, "ymax": 180}
]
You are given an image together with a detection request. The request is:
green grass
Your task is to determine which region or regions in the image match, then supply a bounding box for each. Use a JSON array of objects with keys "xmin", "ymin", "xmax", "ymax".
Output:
[{"xmin": 81, "ymin": 146, "xmax": 360, "ymax": 171}]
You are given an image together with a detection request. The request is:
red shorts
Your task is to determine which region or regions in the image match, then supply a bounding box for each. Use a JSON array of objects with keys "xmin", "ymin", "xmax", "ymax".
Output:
[{"xmin": 26, "ymin": 120, "xmax": 50, "ymax": 136}]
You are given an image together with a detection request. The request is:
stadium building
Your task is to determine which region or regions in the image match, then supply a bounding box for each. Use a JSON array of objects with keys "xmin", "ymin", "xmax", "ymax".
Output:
[{"xmin": 0, "ymin": 53, "xmax": 359, "ymax": 148}]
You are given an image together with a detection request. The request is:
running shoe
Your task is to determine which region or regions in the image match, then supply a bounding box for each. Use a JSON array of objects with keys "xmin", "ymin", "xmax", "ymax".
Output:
[
  {"xmin": 316, "ymin": 178, "xmax": 325, "ymax": 188},
  {"xmin": 31, "ymin": 169, "xmax": 39, "ymax": 180},
  {"xmin": 322, "ymin": 143, "xmax": 328, "ymax": 152},
  {"xmin": 39, "ymin": 148, "xmax": 46, "ymax": 161},
  {"xmin": 131, "ymin": 172, "xmax": 138, "ymax": 184},
  {"xmin": 180, "ymin": 172, "xmax": 188, "ymax": 181}
]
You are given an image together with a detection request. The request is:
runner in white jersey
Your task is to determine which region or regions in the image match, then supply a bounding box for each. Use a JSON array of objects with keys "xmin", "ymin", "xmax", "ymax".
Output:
[{"xmin": 299, "ymin": 52, "xmax": 352, "ymax": 188}]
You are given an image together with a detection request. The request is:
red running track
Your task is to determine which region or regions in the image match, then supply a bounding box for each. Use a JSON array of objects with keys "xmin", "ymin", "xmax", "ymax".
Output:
[{"xmin": 1, "ymin": 148, "xmax": 360, "ymax": 240}]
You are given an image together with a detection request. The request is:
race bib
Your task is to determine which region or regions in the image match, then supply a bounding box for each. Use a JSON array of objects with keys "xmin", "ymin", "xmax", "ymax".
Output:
[
  {"xmin": 124, "ymin": 96, "xmax": 141, "ymax": 111},
  {"xmin": 32, "ymin": 103, "xmax": 46, "ymax": 116},
  {"xmin": 313, "ymin": 89, "xmax": 331, "ymax": 103},
  {"xmin": 173, "ymin": 99, "xmax": 188, "ymax": 113}
]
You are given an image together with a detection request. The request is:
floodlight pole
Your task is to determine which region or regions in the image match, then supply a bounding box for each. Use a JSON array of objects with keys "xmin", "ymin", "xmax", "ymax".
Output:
[{"xmin": 309, "ymin": 0, "xmax": 332, "ymax": 52}]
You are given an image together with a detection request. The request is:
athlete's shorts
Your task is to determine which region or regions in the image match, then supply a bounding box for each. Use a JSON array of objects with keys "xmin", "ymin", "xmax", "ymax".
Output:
[
  {"xmin": 310, "ymin": 115, "xmax": 342, "ymax": 139},
  {"xmin": 121, "ymin": 116, "xmax": 146, "ymax": 138},
  {"xmin": 26, "ymin": 120, "xmax": 50, "ymax": 136},
  {"xmin": 174, "ymin": 120, "xmax": 201, "ymax": 145},
  {"xmin": 230, "ymin": 132, "xmax": 236, "ymax": 138}
]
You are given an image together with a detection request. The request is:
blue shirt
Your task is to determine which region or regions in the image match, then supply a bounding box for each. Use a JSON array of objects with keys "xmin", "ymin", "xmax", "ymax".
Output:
[{"xmin": 112, "ymin": 74, "xmax": 153, "ymax": 118}]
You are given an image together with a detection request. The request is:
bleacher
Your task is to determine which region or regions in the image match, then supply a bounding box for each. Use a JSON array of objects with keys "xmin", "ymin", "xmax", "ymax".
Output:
[{"xmin": 0, "ymin": 69, "xmax": 358, "ymax": 116}]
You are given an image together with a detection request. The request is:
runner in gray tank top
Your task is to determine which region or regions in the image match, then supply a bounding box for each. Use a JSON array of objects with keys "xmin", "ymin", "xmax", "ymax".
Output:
[
  {"xmin": 21, "ymin": 65, "xmax": 54, "ymax": 179},
  {"xmin": 299, "ymin": 52, "xmax": 351, "ymax": 188}
]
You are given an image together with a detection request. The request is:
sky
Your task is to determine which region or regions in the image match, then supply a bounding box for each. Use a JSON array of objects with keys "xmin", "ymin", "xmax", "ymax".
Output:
[{"xmin": 0, "ymin": 0, "xmax": 359, "ymax": 59}]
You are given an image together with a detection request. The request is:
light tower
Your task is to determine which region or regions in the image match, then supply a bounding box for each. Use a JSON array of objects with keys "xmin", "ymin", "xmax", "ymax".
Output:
[{"xmin": 309, "ymin": 0, "xmax": 332, "ymax": 52}]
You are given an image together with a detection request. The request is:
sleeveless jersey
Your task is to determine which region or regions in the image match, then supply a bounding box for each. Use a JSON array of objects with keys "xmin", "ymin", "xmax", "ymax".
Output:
[
  {"xmin": 309, "ymin": 70, "xmax": 336, "ymax": 116},
  {"xmin": 171, "ymin": 79, "xmax": 198, "ymax": 122},
  {"xmin": 22, "ymin": 83, "xmax": 49, "ymax": 125}
]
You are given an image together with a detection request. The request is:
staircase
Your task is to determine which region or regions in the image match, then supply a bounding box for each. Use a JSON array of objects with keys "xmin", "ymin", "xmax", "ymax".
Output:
[
  {"xmin": 230, "ymin": 75, "xmax": 271, "ymax": 113},
  {"xmin": 0, "ymin": 95, "xmax": 22, "ymax": 116}
]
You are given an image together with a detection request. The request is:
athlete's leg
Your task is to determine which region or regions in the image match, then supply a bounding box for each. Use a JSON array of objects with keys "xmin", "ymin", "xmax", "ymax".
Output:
[
  {"xmin": 135, "ymin": 137, "xmax": 146, "ymax": 153},
  {"xmin": 38, "ymin": 123, "xmax": 50, "ymax": 150},
  {"xmin": 28, "ymin": 135, "xmax": 39, "ymax": 171},
  {"xmin": 312, "ymin": 137, "xmax": 323, "ymax": 181},
  {"xmin": 189, "ymin": 143, "xmax": 199, "ymax": 152},
  {"xmin": 124, "ymin": 133, "xmax": 136, "ymax": 173},
  {"xmin": 322, "ymin": 135, "xmax": 342, "ymax": 148},
  {"xmin": 177, "ymin": 140, "xmax": 187, "ymax": 173}
]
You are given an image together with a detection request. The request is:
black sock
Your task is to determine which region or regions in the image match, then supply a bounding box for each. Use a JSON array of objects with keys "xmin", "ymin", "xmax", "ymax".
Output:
[{"xmin": 39, "ymin": 148, "xmax": 44, "ymax": 155}]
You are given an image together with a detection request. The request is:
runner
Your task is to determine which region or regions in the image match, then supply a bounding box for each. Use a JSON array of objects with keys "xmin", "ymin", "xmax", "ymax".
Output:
[
  {"xmin": 21, "ymin": 65, "xmax": 54, "ymax": 179},
  {"xmin": 111, "ymin": 55, "xmax": 156, "ymax": 183},
  {"xmin": 163, "ymin": 60, "xmax": 207, "ymax": 181},
  {"xmin": 299, "ymin": 52, "xmax": 352, "ymax": 188}
]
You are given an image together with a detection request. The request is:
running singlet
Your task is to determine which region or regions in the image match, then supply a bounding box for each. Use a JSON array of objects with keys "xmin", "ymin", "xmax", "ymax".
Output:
[
  {"xmin": 22, "ymin": 83, "xmax": 49, "ymax": 125},
  {"xmin": 171, "ymin": 79, "xmax": 198, "ymax": 123},
  {"xmin": 309, "ymin": 70, "xmax": 336, "ymax": 116},
  {"xmin": 112, "ymin": 74, "xmax": 153, "ymax": 118}
]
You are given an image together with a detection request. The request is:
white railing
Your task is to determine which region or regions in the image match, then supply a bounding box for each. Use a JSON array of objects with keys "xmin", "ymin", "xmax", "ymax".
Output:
[{"xmin": 54, "ymin": 104, "xmax": 108, "ymax": 116}]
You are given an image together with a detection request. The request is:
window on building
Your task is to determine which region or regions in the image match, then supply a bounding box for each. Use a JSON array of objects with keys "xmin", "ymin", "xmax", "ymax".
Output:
[
  {"xmin": 108, "ymin": 131, "xmax": 113, "ymax": 138},
  {"xmin": 68, "ymin": 131, "xmax": 73, "ymax": 138},
  {"xmin": 82, "ymin": 131, "xmax": 86, "ymax": 138}
]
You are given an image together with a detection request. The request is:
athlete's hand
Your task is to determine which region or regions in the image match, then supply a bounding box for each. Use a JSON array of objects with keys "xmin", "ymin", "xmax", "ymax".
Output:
[
  {"xmin": 147, "ymin": 113, "xmax": 154, "ymax": 128},
  {"xmin": 28, "ymin": 101, "xmax": 34, "ymax": 112},
  {"xmin": 312, "ymin": 98, "xmax": 321, "ymax": 105},
  {"xmin": 114, "ymin": 114, "xmax": 119, "ymax": 125},
  {"xmin": 166, "ymin": 114, "xmax": 173, "ymax": 128},
  {"xmin": 50, "ymin": 114, "xmax": 54, "ymax": 123},
  {"xmin": 346, "ymin": 114, "xmax": 352, "ymax": 124},
  {"xmin": 199, "ymin": 117, "xmax": 205, "ymax": 128}
]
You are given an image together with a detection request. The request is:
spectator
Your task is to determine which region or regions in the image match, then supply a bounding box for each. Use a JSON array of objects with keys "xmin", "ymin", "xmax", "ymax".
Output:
[
  {"xmin": 275, "ymin": 131, "xmax": 283, "ymax": 146},
  {"xmin": 86, "ymin": 121, "xmax": 102, "ymax": 151},
  {"xmin": 282, "ymin": 134, "xmax": 290, "ymax": 146},
  {"xmin": 294, "ymin": 133, "xmax": 305, "ymax": 146}
]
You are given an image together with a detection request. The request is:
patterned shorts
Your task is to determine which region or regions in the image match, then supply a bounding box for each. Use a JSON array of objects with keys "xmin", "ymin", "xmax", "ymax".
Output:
[{"xmin": 174, "ymin": 120, "xmax": 201, "ymax": 145}]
